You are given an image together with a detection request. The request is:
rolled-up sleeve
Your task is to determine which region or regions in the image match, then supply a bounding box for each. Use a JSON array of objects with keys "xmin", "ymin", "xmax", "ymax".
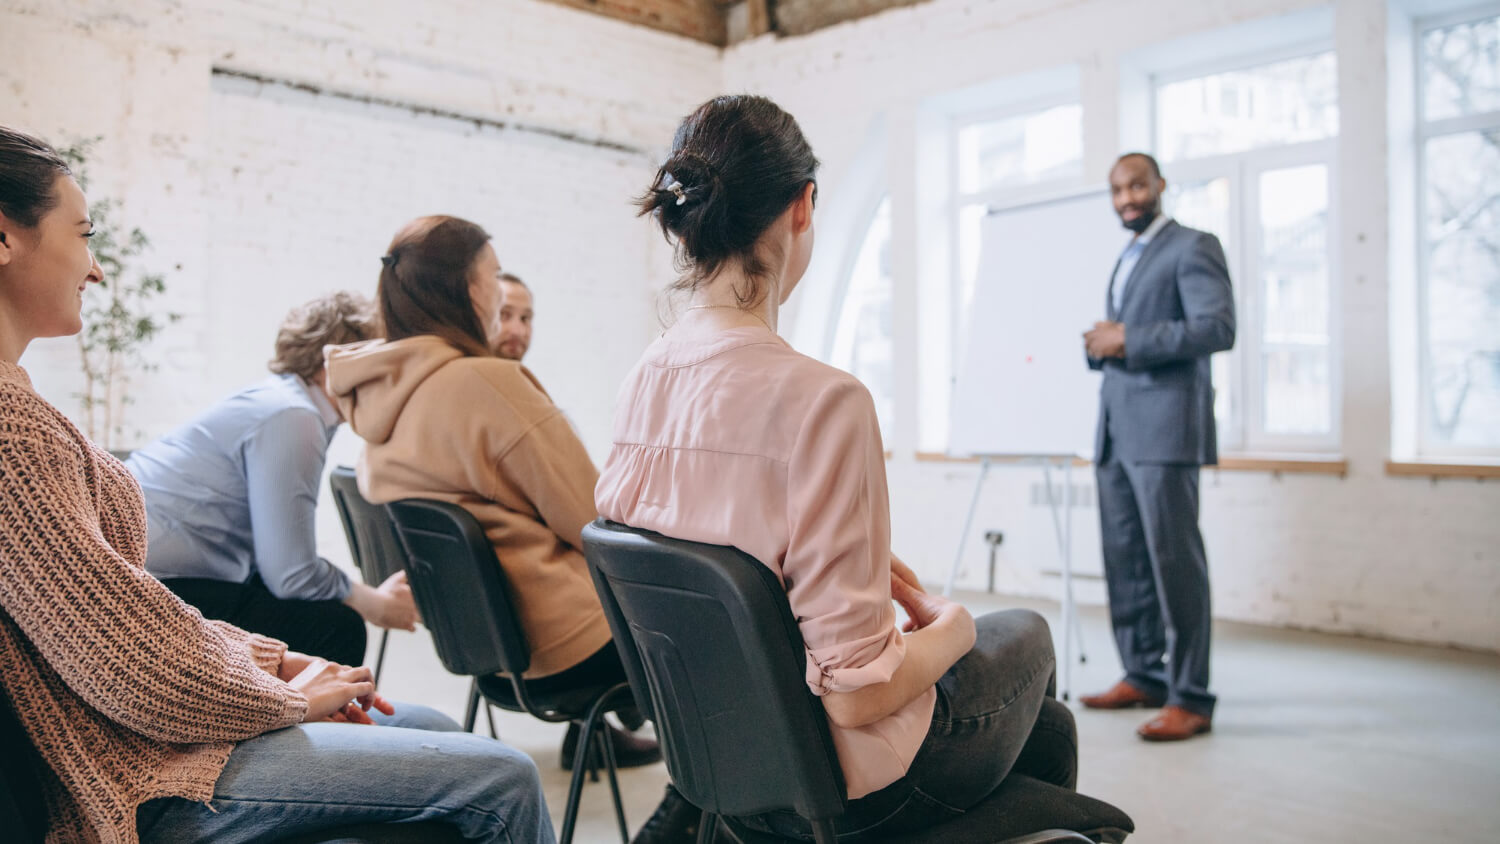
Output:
[{"xmin": 784, "ymin": 378, "xmax": 905, "ymax": 696}]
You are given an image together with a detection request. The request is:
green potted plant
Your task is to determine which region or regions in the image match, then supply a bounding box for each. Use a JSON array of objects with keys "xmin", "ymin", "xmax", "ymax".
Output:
[{"xmin": 58, "ymin": 138, "xmax": 179, "ymax": 453}]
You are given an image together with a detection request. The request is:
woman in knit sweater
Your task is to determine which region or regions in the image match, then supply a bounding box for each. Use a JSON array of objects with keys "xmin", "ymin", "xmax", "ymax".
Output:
[{"xmin": 0, "ymin": 127, "xmax": 554, "ymax": 843}]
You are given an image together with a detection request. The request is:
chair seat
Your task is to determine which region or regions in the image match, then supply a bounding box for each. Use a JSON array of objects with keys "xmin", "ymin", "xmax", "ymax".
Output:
[
  {"xmin": 475, "ymin": 673, "xmax": 618, "ymax": 720},
  {"xmin": 719, "ymin": 774, "xmax": 1133, "ymax": 844},
  {"xmin": 887, "ymin": 774, "xmax": 1133, "ymax": 844}
]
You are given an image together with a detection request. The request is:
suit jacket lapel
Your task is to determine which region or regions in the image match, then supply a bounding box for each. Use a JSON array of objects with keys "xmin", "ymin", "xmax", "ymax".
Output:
[
  {"xmin": 1116, "ymin": 220, "xmax": 1178, "ymax": 318},
  {"xmin": 1106, "ymin": 254, "xmax": 1125, "ymax": 321}
]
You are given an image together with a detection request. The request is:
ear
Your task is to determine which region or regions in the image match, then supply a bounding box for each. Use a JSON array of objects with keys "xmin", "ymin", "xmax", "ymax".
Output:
[
  {"xmin": 0, "ymin": 213, "xmax": 13, "ymax": 267},
  {"xmin": 790, "ymin": 181, "xmax": 816, "ymax": 235}
]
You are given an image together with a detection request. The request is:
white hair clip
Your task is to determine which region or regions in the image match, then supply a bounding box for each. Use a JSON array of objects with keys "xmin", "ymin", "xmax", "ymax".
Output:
[{"xmin": 667, "ymin": 181, "xmax": 687, "ymax": 206}]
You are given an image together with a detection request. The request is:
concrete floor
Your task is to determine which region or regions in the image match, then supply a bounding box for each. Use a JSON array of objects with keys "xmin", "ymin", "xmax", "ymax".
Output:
[{"xmin": 367, "ymin": 592, "xmax": 1500, "ymax": 843}]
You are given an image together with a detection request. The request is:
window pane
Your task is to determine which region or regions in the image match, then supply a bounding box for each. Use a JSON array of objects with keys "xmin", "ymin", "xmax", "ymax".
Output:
[
  {"xmin": 1262, "ymin": 348, "xmax": 1330, "ymax": 434},
  {"xmin": 1167, "ymin": 177, "xmax": 1235, "ymax": 428},
  {"xmin": 1423, "ymin": 131, "xmax": 1500, "ymax": 448},
  {"xmin": 1157, "ymin": 52, "xmax": 1338, "ymax": 161},
  {"xmin": 1259, "ymin": 164, "xmax": 1331, "ymax": 435},
  {"xmin": 832, "ymin": 197, "xmax": 895, "ymax": 438},
  {"xmin": 1422, "ymin": 13, "xmax": 1500, "ymax": 122},
  {"xmin": 957, "ymin": 202, "xmax": 986, "ymax": 314},
  {"xmin": 1167, "ymin": 176, "xmax": 1233, "ymax": 266},
  {"xmin": 957, "ymin": 104, "xmax": 1083, "ymax": 193}
]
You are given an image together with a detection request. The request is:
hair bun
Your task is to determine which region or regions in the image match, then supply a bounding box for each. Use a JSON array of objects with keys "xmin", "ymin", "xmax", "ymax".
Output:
[{"xmin": 634, "ymin": 95, "xmax": 819, "ymax": 302}]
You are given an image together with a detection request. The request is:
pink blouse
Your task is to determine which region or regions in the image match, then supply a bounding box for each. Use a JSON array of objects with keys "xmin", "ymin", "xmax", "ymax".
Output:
[{"xmin": 595, "ymin": 326, "xmax": 935, "ymax": 799}]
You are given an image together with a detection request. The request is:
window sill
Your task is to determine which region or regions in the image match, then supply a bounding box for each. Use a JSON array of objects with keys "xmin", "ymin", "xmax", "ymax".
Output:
[
  {"xmin": 904, "ymin": 451, "xmax": 1348, "ymax": 476},
  {"xmin": 1384, "ymin": 460, "xmax": 1500, "ymax": 480},
  {"xmin": 911, "ymin": 452, "xmax": 1090, "ymax": 466},
  {"xmin": 1212, "ymin": 455, "xmax": 1348, "ymax": 477}
]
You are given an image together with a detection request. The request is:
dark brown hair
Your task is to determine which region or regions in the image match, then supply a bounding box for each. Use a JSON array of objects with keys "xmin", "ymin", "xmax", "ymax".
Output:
[
  {"xmin": 637, "ymin": 95, "xmax": 818, "ymax": 306},
  {"xmin": 269, "ymin": 291, "xmax": 379, "ymax": 380},
  {"xmin": 376, "ymin": 215, "xmax": 493, "ymax": 357},
  {"xmin": 0, "ymin": 126, "xmax": 72, "ymax": 228}
]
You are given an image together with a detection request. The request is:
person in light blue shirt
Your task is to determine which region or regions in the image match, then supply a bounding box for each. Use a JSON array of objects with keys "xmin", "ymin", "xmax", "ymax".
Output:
[{"xmin": 128, "ymin": 292, "xmax": 417, "ymax": 665}]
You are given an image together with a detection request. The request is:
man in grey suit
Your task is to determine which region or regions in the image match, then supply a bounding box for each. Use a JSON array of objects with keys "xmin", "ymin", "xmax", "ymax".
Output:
[{"xmin": 1080, "ymin": 152, "xmax": 1235, "ymax": 742}]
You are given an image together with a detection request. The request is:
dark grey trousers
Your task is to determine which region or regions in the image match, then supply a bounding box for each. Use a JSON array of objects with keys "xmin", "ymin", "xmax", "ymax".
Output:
[
  {"xmin": 1095, "ymin": 455, "xmax": 1216, "ymax": 717},
  {"xmin": 739, "ymin": 610, "xmax": 1076, "ymax": 840}
]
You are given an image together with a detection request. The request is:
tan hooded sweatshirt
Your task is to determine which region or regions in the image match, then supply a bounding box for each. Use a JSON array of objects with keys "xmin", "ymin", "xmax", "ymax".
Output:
[{"xmin": 325, "ymin": 336, "xmax": 612, "ymax": 678}]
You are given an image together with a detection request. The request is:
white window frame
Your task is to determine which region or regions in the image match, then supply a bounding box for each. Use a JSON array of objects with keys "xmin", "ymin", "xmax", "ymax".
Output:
[
  {"xmin": 1151, "ymin": 46, "xmax": 1343, "ymax": 455},
  {"xmin": 1414, "ymin": 1, "xmax": 1500, "ymax": 459}
]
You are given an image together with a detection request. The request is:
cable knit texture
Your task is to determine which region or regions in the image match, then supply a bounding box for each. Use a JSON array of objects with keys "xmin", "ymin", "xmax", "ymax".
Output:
[{"xmin": 0, "ymin": 360, "xmax": 309, "ymax": 844}]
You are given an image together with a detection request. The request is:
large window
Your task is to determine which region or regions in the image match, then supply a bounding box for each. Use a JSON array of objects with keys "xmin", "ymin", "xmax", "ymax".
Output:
[
  {"xmin": 830, "ymin": 196, "xmax": 894, "ymax": 439},
  {"xmin": 1155, "ymin": 48, "xmax": 1340, "ymax": 453},
  {"xmin": 954, "ymin": 102, "xmax": 1085, "ymax": 314},
  {"xmin": 1417, "ymin": 7, "xmax": 1500, "ymax": 456}
]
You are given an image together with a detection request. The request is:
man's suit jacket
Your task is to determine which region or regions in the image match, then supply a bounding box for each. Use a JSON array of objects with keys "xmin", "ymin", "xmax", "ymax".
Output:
[{"xmin": 1088, "ymin": 219, "xmax": 1236, "ymax": 466}]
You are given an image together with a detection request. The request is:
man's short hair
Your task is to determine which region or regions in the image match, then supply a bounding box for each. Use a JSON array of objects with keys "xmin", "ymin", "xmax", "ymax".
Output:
[
  {"xmin": 1115, "ymin": 151, "xmax": 1163, "ymax": 180},
  {"xmin": 499, "ymin": 272, "xmax": 527, "ymax": 289},
  {"xmin": 268, "ymin": 291, "xmax": 380, "ymax": 381}
]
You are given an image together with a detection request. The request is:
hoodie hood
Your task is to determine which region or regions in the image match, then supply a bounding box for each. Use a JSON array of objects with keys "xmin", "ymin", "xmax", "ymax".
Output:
[{"xmin": 324, "ymin": 336, "xmax": 465, "ymax": 444}]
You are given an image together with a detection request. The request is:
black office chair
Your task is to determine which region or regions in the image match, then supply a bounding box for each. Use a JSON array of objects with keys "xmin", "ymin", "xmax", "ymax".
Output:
[
  {"xmin": 330, "ymin": 467, "xmax": 504, "ymax": 737},
  {"xmin": 582, "ymin": 519, "xmax": 1135, "ymax": 844},
  {"xmin": 385, "ymin": 498, "xmax": 635, "ymax": 844},
  {"xmin": 329, "ymin": 466, "xmax": 405, "ymax": 684}
]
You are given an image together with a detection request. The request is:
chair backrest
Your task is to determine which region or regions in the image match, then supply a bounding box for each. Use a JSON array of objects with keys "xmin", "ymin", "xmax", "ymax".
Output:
[
  {"xmin": 0, "ymin": 653, "xmax": 47, "ymax": 843},
  {"xmin": 385, "ymin": 498, "xmax": 531, "ymax": 679},
  {"xmin": 581, "ymin": 519, "xmax": 846, "ymax": 824},
  {"xmin": 328, "ymin": 466, "xmax": 408, "ymax": 587}
]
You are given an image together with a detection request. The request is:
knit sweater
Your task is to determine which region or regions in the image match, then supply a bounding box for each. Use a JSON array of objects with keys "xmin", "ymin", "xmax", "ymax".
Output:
[{"xmin": 0, "ymin": 360, "xmax": 309, "ymax": 844}]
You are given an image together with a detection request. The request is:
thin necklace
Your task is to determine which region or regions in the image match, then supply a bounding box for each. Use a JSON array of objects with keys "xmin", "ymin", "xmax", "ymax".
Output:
[{"xmin": 684, "ymin": 304, "xmax": 775, "ymax": 334}]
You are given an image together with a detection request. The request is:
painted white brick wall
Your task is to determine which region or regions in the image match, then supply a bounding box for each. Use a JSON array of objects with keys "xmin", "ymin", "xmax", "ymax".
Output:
[
  {"xmin": 723, "ymin": 0, "xmax": 1500, "ymax": 652},
  {"xmin": 2, "ymin": 0, "xmax": 717, "ymax": 572},
  {"xmin": 4, "ymin": 0, "xmax": 1495, "ymax": 651}
]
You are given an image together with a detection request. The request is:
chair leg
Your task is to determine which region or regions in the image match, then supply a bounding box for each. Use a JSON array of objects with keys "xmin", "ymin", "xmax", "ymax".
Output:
[
  {"xmin": 697, "ymin": 811, "xmax": 718, "ymax": 844},
  {"xmin": 595, "ymin": 722, "xmax": 629, "ymax": 843},
  {"xmin": 558, "ymin": 716, "xmax": 601, "ymax": 844},
  {"xmin": 559, "ymin": 685, "xmax": 634, "ymax": 844},
  {"xmin": 463, "ymin": 678, "xmax": 481, "ymax": 733},
  {"xmin": 484, "ymin": 702, "xmax": 498, "ymax": 739},
  {"xmin": 373, "ymin": 629, "xmax": 390, "ymax": 685}
]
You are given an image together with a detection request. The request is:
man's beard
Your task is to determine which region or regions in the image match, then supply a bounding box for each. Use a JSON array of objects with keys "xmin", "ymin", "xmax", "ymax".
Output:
[{"xmin": 1120, "ymin": 199, "xmax": 1160, "ymax": 234}]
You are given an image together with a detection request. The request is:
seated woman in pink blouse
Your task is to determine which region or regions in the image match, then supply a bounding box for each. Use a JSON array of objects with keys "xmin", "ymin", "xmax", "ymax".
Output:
[{"xmin": 595, "ymin": 95, "xmax": 1080, "ymax": 840}]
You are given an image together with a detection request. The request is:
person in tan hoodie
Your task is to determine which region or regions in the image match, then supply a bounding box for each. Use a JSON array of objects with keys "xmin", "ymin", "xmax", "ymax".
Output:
[
  {"xmin": 324, "ymin": 215, "xmax": 669, "ymax": 785},
  {"xmin": 0, "ymin": 127, "xmax": 552, "ymax": 843}
]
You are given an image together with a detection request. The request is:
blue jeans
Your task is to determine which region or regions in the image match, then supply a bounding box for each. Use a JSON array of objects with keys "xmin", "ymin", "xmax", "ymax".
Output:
[
  {"xmin": 740, "ymin": 609, "xmax": 1073, "ymax": 841},
  {"xmin": 135, "ymin": 704, "xmax": 555, "ymax": 844}
]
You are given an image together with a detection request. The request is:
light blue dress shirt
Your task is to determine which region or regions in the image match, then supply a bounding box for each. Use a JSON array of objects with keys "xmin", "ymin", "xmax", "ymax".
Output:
[
  {"xmin": 126, "ymin": 374, "xmax": 352, "ymax": 601},
  {"xmin": 1111, "ymin": 213, "xmax": 1172, "ymax": 313}
]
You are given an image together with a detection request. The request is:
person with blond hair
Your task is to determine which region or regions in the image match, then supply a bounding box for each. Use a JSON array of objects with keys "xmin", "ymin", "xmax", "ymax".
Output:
[{"xmin": 127, "ymin": 291, "xmax": 417, "ymax": 666}]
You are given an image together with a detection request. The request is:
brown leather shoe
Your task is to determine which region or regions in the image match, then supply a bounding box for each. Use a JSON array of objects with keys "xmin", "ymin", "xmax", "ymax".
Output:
[
  {"xmin": 1136, "ymin": 706, "xmax": 1212, "ymax": 742},
  {"xmin": 1079, "ymin": 680, "xmax": 1165, "ymax": 710}
]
